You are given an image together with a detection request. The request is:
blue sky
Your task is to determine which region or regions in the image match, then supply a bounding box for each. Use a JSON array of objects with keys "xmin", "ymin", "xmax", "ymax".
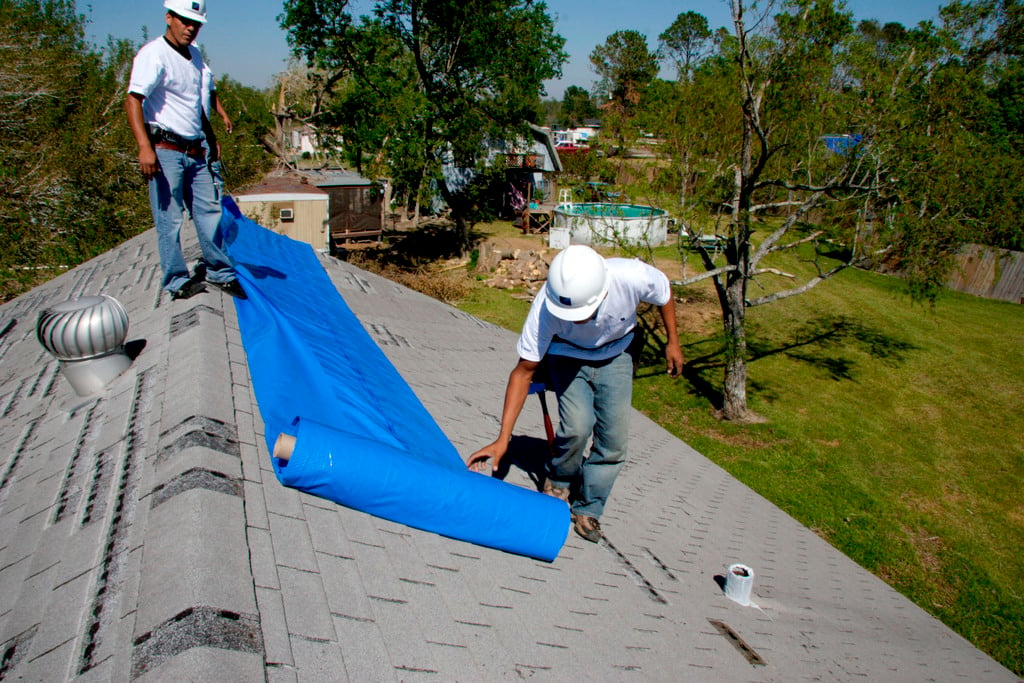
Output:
[{"xmin": 77, "ymin": 0, "xmax": 948, "ymax": 98}]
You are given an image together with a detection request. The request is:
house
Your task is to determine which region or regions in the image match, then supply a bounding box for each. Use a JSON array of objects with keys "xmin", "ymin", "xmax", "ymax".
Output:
[
  {"xmin": 440, "ymin": 123, "xmax": 562, "ymax": 219},
  {"xmin": 553, "ymin": 126, "xmax": 597, "ymax": 148},
  {"xmin": 288, "ymin": 125, "xmax": 319, "ymax": 157},
  {"xmin": 508, "ymin": 123, "xmax": 562, "ymax": 207}
]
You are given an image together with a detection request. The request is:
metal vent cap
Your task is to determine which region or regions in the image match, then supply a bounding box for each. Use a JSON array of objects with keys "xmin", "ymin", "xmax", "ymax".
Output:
[
  {"xmin": 37, "ymin": 295, "xmax": 129, "ymax": 361},
  {"xmin": 37, "ymin": 295, "xmax": 132, "ymax": 397}
]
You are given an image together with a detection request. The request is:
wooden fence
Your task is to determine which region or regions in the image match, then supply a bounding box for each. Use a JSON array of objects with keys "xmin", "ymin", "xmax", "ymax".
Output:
[{"xmin": 947, "ymin": 244, "xmax": 1024, "ymax": 304}]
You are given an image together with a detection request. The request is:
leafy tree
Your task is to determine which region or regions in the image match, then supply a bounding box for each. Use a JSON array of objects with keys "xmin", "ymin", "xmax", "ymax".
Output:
[
  {"xmin": 560, "ymin": 85, "xmax": 597, "ymax": 128},
  {"xmin": 536, "ymin": 97, "xmax": 561, "ymax": 127},
  {"xmin": 214, "ymin": 76, "xmax": 276, "ymax": 189},
  {"xmin": 589, "ymin": 30, "xmax": 658, "ymax": 157},
  {"xmin": 661, "ymin": 0, "xmax": 1024, "ymax": 423},
  {"xmin": 279, "ymin": 0, "xmax": 567, "ymax": 252},
  {"xmin": 659, "ymin": 10, "xmax": 712, "ymax": 81},
  {"xmin": 590, "ymin": 29, "xmax": 660, "ymax": 107},
  {"xmin": 669, "ymin": 0, "xmax": 874, "ymax": 422},
  {"xmin": 843, "ymin": 0, "xmax": 1024, "ymax": 264},
  {"xmin": 0, "ymin": 0, "xmax": 148, "ymax": 300}
]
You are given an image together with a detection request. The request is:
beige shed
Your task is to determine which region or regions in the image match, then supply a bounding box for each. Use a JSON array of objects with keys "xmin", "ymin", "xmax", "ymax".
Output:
[{"xmin": 233, "ymin": 178, "xmax": 330, "ymax": 252}]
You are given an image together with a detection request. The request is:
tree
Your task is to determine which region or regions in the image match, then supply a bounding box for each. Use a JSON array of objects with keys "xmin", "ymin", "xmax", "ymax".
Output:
[
  {"xmin": 213, "ymin": 76, "xmax": 276, "ymax": 188},
  {"xmin": 673, "ymin": 0, "xmax": 875, "ymax": 421},
  {"xmin": 841, "ymin": 0, "xmax": 1024, "ymax": 274},
  {"xmin": 659, "ymin": 10, "xmax": 713, "ymax": 81},
  {"xmin": 590, "ymin": 29, "xmax": 660, "ymax": 107},
  {"xmin": 664, "ymin": 0, "xmax": 1024, "ymax": 422},
  {"xmin": 589, "ymin": 29, "xmax": 659, "ymax": 163},
  {"xmin": 560, "ymin": 85, "xmax": 597, "ymax": 128},
  {"xmin": 0, "ymin": 0, "xmax": 148, "ymax": 300},
  {"xmin": 279, "ymin": 0, "xmax": 567, "ymax": 252}
]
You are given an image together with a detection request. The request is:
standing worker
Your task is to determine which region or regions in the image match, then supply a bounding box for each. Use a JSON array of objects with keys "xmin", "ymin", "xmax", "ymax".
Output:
[
  {"xmin": 469, "ymin": 245, "xmax": 684, "ymax": 543},
  {"xmin": 126, "ymin": 0, "xmax": 245, "ymax": 300}
]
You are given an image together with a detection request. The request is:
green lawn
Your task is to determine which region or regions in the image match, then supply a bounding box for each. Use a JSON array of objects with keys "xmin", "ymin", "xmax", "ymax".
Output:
[{"xmin": 456, "ymin": 230, "xmax": 1024, "ymax": 675}]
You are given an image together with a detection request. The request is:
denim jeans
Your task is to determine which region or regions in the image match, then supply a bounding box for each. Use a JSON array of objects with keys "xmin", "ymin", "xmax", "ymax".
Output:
[
  {"xmin": 546, "ymin": 351, "xmax": 634, "ymax": 519},
  {"xmin": 149, "ymin": 148, "xmax": 235, "ymax": 292}
]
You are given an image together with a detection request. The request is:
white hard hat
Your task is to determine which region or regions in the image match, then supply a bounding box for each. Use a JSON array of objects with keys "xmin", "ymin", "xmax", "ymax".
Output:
[
  {"xmin": 544, "ymin": 245, "xmax": 609, "ymax": 322},
  {"xmin": 164, "ymin": 0, "xmax": 207, "ymax": 24}
]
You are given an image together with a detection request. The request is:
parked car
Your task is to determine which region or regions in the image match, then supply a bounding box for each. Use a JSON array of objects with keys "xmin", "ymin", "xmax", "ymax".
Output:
[{"xmin": 555, "ymin": 142, "xmax": 588, "ymax": 153}]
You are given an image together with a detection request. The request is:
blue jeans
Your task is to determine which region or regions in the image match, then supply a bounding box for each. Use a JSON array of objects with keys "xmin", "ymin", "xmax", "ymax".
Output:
[
  {"xmin": 546, "ymin": 351, "xmax": 634, "ymax": 519},
  {"xmin": 149, "ymin": 148, "xmax": 235, "ymax": 292}
]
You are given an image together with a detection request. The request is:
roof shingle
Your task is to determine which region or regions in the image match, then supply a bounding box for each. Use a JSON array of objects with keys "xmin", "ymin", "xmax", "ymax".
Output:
[{"xmin": 0, "ymin": 222, "xmax": 1016, "ymax": 681}]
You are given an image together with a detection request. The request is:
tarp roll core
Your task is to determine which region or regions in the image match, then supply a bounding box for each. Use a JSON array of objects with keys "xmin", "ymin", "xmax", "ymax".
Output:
[{"xmin": 222, "ymin": 197, "xmax": 569, "ymax": 561}]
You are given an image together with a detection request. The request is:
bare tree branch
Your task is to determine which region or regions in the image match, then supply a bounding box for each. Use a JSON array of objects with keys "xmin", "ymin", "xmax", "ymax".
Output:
[
  {"xmin": 762, "ymin": 230, "xmax": 823, "ymax": 253},
  {"xmin": 749, "ymin": 199, "xmax": 807, "ymax": 212},
  {"xmin": 671, "ymin": 264, "xmax": 738, "ymax": 286},
  {"xmin": 751, "ymin": 267, "xmax": 796, "ymax": 278},
  {"xmin": 748, "ymin": 189, "xmax": 825, "ymax": 269},
  {"xmin": 746, "ymin": 263, "xmax": 849, "ymax": 306}
]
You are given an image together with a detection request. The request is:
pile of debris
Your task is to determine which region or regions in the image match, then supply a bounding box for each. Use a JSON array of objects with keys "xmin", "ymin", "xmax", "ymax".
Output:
[{"xmin": 476, "ymin": 243, "xmax": 551, "ymax": 293}]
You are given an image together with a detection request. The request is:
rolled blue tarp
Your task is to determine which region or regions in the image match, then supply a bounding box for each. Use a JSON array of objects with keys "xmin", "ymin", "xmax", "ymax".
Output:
[
  {"xmin": 277, "ymin": 417, "xmax": 570, "ymax": 560},
  {"xmin": 221, "ymin": 197, "xmax": 569, "ymax": 561}
]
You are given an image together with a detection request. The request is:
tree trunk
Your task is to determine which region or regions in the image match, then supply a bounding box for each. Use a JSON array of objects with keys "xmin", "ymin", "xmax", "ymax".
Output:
[
  {"xmin": 680, "ymin": 150, "xmax": 690, "ymax": 211},
  {"xmin": 437, "ymin": 178, "xmax": 472, "ymax": 255},
  {"xmin": 720, "ymin": 271, "xmax": 749, "ymax": 420}
]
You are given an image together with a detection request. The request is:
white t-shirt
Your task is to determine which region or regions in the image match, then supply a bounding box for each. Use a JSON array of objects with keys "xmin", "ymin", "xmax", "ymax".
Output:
[
  {"xmin": 517, "ymin": 258, "xmax": 672, "ymax": 363},
  {"xmin": 128, "ymin": 37, "xmax": 214, "ymax": 140}
]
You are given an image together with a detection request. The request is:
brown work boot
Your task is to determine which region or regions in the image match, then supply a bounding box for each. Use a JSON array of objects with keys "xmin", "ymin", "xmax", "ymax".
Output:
[
  {"xmin": 572, "ymin": 514, "xmax": 602, "ymax": 543},
  {"xmin": 543, "ymin": 480, "xmax": 570, "ymax": 503}
]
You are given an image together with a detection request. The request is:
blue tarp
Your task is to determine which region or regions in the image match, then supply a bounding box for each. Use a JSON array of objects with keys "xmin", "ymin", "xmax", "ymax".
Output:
[
  {"xmin": 221, "ymin": 197, "xmax": 569, "ymax": 561},
  {"xmin": 821, "ymin": 134, "xmax": 864, "ymax": 156}
]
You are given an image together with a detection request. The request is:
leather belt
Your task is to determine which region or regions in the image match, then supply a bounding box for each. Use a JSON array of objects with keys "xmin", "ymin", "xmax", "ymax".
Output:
[{"xmin": 155, "ymin": 140, "xmax": 205, "ymax": 158}]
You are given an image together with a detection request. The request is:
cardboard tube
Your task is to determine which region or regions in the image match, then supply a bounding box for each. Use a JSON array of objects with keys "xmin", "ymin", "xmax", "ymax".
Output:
[{"xmin": 273, "ymin": 433, "xmax": 297, "ymax": 462}]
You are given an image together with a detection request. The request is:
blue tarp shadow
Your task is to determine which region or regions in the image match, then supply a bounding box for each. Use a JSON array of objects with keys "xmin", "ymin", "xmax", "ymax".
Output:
[{"xmin": 221, "ymin": 197, "xmax": 569, "ymax": 561}]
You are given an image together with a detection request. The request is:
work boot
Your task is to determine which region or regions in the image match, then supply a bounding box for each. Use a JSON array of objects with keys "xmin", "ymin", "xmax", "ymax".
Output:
[
  {"xmin": 572, "ymin": 514, "xmax": 602, "ymax": 543},
  {"xmin": 170, "ymin": 280, "xmax": 206, "ymax": 300},
  {"xmin": 543, "ymin": 480, "xmax": 570, "ymax": 503},
  {"xmin": 209, "ymin": 279, "xmax": 247, "ymax": 299}
]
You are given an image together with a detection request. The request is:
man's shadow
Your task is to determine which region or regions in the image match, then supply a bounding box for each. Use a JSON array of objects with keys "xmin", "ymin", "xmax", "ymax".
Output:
[{"xmin": 491, "ymin": 434, "xmax": 553, "ymax": 492}]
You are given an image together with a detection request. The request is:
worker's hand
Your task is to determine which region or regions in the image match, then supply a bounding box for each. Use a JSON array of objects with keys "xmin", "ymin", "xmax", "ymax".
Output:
[
  {"xmin": 138, "ymin": 147, "xmax": 159, "ymax": 181},
  {"xmin": 666, "ymin": 345, "xmax": 684, "ymax": 378},
  {"xmin": 467, "ymin": 440, "xmax": 507, "ymax": 474}
]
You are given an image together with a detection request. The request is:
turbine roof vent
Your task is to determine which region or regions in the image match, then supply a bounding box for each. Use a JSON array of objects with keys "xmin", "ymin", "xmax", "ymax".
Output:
[{"xmin": 37, "ymin": 295, "xmax": 132, "ymax": 396}]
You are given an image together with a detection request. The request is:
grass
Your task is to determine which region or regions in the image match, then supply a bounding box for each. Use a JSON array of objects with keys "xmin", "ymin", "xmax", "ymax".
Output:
[{"xmin": 445, "ymin": 223, "xmax": 1024, "ymax": 675}]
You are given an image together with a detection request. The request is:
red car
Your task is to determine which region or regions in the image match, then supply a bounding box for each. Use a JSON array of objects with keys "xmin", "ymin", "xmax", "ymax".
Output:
[{"xmin": 555, "ymin": 142, "xmax": 588, "ymax": 154}]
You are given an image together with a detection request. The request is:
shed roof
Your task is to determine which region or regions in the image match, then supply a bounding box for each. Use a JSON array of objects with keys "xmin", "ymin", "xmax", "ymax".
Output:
[
  {"xmin": 237, "ymin": 175, "xmax": 330, "ymax": 197},
  {"xmin": 306, "ymin": 170, "xmax": 375, "ymax": 188},
  {"xmin": 0, "ymin": 217, "xmax": 1016, "ymax": 681}
]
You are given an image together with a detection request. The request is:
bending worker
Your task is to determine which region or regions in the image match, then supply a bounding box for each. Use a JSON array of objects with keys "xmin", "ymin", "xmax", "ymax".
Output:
[
  {"xmin": 125, "ymin": 0, "xmax": 244, "ymax": 301},
  {"xmin": 469, "ymin": 245, "xmax": 684, "ymax": 543}
]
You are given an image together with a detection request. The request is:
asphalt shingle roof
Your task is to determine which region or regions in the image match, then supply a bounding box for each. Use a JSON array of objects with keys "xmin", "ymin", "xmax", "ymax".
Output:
[{"xmin": 0, "ymin": 224, "xmax": 1017, "ymax": 681}]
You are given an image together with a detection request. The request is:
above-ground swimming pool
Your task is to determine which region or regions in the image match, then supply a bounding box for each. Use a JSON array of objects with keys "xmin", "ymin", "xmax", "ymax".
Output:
[{"xmin": 549, "ymin": 202, "xmax": 669, "ymax": 249}]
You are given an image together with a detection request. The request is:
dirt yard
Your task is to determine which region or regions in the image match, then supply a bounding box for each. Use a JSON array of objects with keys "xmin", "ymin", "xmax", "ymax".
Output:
[{"xmin": 471, "ymin": 230, "xmax": 722, "ymax": 337}]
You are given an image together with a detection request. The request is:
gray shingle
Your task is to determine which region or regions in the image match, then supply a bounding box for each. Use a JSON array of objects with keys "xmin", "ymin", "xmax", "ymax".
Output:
[{"xmin": 0, "ymin": 221, "xmax": 1017, "ymax": 682}]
